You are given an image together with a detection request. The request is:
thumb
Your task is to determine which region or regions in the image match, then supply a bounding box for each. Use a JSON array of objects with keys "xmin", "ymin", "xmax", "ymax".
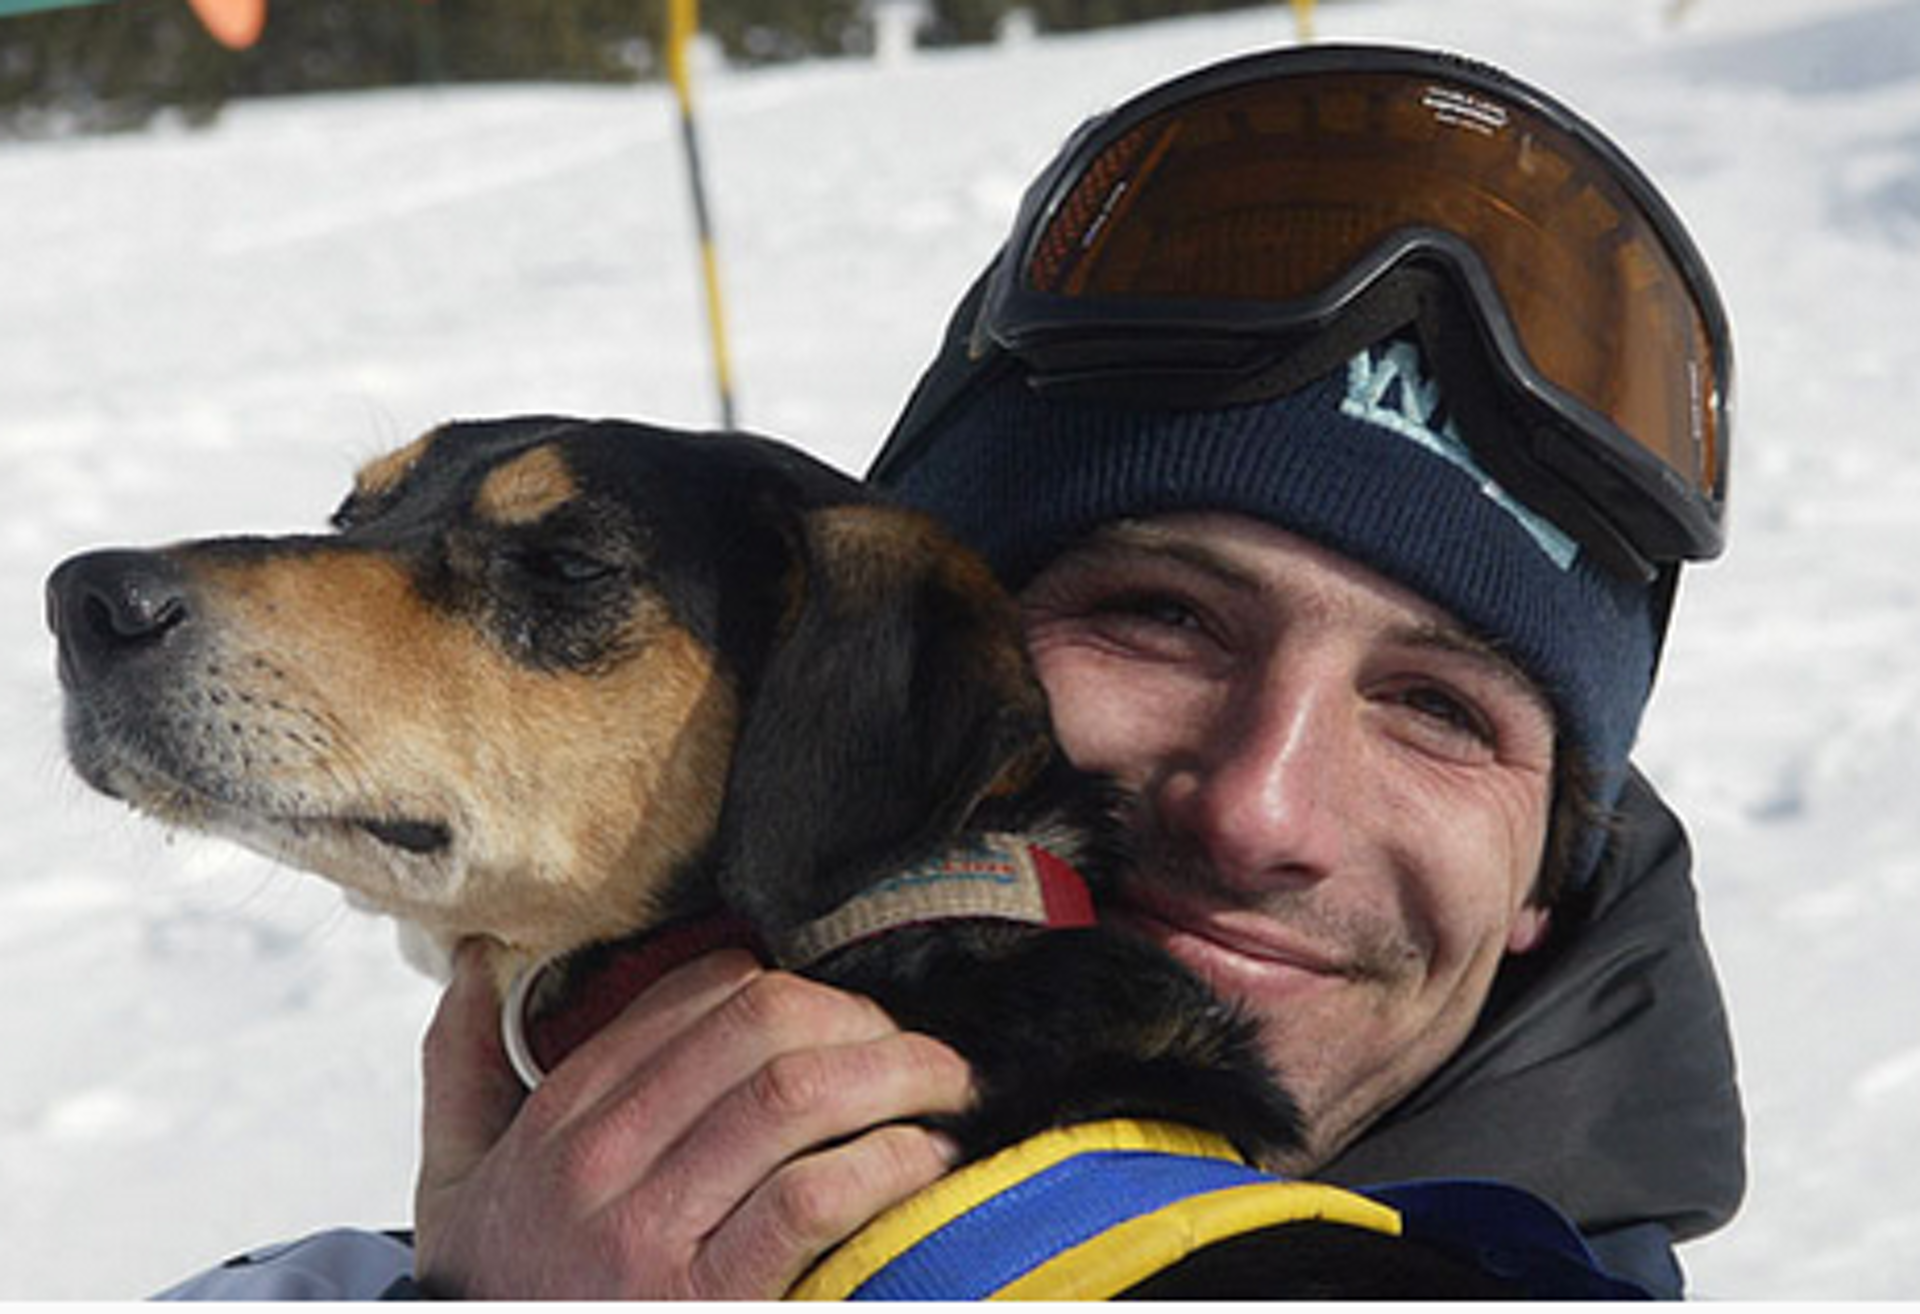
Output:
[{"xmin": 418, "ymin": 939, "xmax": 524, "ymax": 1201}]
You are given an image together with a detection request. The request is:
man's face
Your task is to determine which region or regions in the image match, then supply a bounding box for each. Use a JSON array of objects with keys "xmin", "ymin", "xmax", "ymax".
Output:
[{"xmin": 1021, "ymin": 513, "xmax": 1555, "ymax": 1169}]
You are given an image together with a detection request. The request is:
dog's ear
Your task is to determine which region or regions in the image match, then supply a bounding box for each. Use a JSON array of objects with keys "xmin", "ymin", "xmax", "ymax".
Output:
[{"xmin": 712, "ymin": 504, "xmax": 1052, "ymax": 933}]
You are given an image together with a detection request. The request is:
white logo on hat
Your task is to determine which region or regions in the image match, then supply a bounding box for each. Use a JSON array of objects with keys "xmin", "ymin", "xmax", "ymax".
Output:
[{"xmin": 1341, "ymin": 341, "xmax": 1579, "ymax": 571}]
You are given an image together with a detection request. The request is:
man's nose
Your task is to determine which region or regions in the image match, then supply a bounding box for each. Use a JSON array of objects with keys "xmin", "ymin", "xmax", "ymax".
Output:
[{"xmin": 1153, "ymin": 670, "xmax": 1350, "ymax": 890}]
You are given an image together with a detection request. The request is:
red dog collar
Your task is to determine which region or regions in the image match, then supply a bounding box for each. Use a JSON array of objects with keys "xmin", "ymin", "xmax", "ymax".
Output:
[
  {"xmin": 501, "ymin": 914, "xmax": 761, "ymax": 1088},
  {"xmin": 502, "ymin": 836, "xmax": 1096, "ymax": 1088}
]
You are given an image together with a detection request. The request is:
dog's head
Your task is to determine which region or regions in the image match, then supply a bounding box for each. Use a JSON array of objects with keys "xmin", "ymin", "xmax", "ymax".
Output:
[{"xmin": 47, "ymin": 417, "xmax": 1053, "ymax": 979}]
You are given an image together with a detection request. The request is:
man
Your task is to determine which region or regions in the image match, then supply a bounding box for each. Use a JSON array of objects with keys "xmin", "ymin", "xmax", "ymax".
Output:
[{"xmin": 164, "ymin": 44, "xmax": 1745, "ymax": 1300}]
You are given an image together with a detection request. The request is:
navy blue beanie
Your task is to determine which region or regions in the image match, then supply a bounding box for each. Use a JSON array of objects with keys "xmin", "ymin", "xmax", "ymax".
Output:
[{"xmin": 884, "ymin": 338, "xmax": 1660, "ymax": 888}]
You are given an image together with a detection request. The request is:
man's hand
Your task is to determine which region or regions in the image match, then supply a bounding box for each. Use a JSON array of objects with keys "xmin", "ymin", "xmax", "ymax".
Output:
[{"xmin": 413, "ymin": 940, "xmax": 972, "ymax": 1299}]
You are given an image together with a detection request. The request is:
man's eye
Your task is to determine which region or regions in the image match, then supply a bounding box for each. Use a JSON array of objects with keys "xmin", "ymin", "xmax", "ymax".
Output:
[
  {"xmin": 1070, "ymin": 591, "xmax": 1234, "ymax": 667},
  {"xmin": 1395, "ymin": 684, "xmax": 1494, "ymax": 746},
  {"xmin": 1099, "ymin": 592, "xmax": 1203, "ymax": 630}
]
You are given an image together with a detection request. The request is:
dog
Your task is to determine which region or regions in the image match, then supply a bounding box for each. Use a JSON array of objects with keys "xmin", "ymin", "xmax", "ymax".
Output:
[{"xmin": 47, "ymin": 415, "xmax": 1296, "ymax": 1160}]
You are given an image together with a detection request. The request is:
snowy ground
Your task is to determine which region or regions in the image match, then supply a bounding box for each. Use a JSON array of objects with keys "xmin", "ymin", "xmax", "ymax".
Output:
[{"xmin": 5, "ymin": 0, "xmax": 1920, "ymax": 1297}]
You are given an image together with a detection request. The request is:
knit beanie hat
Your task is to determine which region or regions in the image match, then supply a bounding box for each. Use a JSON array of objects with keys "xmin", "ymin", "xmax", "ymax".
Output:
[{"xmin": 881, "ymin": 336, "xmax": 1661, "ymax": 889}]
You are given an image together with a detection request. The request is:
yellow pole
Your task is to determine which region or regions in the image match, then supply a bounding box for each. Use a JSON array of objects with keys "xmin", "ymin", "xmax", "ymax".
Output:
[
  {"xmin": 666, "ymin": 0, "xmax": 737, "ymax": 428},
  {"xmin": 1290, "ymin": 0, "xmax": 1315, "ymax": 42}
]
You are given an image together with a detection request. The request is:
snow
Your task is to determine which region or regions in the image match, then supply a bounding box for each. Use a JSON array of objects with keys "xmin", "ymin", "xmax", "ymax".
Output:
[{"xmin": 5, "ymin": 0, "xmax": 1918, "ymax": 1297}]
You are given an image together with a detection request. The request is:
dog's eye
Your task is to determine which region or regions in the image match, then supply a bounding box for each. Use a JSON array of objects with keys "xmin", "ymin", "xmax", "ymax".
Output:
[{"xmin": 510, "ymin": 545, "xmax": 616, "ymax": 586}]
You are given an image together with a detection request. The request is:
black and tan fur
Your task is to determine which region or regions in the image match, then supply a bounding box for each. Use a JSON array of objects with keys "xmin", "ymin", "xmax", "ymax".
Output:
[{"xmin": 47, "ymin": 416, "xmax": 1297, "ymax": 1164}]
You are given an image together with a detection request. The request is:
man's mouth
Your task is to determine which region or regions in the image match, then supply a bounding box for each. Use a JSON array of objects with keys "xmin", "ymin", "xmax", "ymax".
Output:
[{"xmin": 1110, "ymin": 886, "xmax": 1355, "ymax": 998}]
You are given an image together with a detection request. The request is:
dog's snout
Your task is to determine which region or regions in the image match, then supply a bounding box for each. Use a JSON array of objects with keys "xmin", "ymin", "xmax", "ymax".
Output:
[{"xmin": 47, "ymin": 549, "xmax": 193, "ymax": 687}]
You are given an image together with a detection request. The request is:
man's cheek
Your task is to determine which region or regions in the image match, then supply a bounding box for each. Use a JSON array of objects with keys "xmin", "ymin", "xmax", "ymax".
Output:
[{"xmin": 1030, "ymin": 651, "xmax": 1103, "ymax": 758}]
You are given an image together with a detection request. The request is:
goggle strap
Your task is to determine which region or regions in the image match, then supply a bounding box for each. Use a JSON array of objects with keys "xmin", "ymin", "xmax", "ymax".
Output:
[{"xmin": 881, "ymin": 257, "xmax": 1664, "ymax": 586}]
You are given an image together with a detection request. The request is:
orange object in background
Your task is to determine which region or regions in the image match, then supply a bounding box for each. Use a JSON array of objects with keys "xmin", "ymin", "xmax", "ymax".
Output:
[{"xmin": 186, "ymin": 0, "xmax": 264, "ymax": 49}]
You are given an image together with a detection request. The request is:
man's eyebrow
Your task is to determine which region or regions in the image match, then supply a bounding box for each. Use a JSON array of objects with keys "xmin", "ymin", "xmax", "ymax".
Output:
[
  {"xmin": 1068, "ymin": 521, "xmax": 1266, "ymax": 593},
  {"xmin": 1393, "ymin": 620, "xmax": 1552, "ymax": 715}
]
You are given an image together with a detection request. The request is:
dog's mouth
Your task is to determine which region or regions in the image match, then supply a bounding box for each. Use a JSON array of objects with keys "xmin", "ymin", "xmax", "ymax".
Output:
[
  {"xmin": 65, "ymin": 701, "xmax": 455, "ymax": 859},
  {"xmin": 89, "ymin": 754, "xmax": 455, "ymax": 863},
  {"xmin": 353, "ymin": 816, "xmax": 453, "ymax": 855},
  {"xmin": 93, "ymin": 754, "xmax": 455, "ymax": 860}
]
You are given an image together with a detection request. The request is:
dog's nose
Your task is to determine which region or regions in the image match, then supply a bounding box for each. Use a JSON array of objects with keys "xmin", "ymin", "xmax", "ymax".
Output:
[{"xmin": 47, "ymin": 549, "xmax": 193, "ymax": 688}]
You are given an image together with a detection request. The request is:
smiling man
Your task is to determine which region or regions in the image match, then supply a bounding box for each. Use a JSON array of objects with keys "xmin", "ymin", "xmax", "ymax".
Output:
[{"xmin": 870, "ymin": 280, "xmax": 1730, "ymax": 1220}]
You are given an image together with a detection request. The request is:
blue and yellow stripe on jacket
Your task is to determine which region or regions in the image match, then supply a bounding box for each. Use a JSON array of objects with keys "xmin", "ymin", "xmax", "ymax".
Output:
[{"xmin": 788, "ymin": 1118, "xmax": 1647, "ymax": 1301}]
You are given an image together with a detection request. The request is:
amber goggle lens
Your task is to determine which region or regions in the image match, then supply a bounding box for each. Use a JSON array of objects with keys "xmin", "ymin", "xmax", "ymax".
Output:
[{"xmin": 1002, "ymin": 70, "xmax": 1725, "ymax": 532}]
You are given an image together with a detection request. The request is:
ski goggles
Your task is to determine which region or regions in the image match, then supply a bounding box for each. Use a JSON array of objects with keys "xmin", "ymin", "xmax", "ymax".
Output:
[{"xmin": 874, "ymin": 46, "xmax": 1731, "ymax": 582}]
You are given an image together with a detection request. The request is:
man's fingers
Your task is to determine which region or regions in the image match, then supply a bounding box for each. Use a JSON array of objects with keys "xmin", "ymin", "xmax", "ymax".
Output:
[
  {"xmin": 548, "ymin": 969, "xmax": 909, "ymax": 1196},
  {"xmin": 691, "ymin": 1122, "xmax": 962, "ymax": 1298},
  {"xmin": 417, "ymin": 940, "xmax": 523, "ymax": 1201},
  {"xmin": 627, "ymin": 1026, "xmax": 974, "ymax": 1245},
  {"xmin": 527, "ymin": 947, "xmax": 765, "ymax": 1120}
]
